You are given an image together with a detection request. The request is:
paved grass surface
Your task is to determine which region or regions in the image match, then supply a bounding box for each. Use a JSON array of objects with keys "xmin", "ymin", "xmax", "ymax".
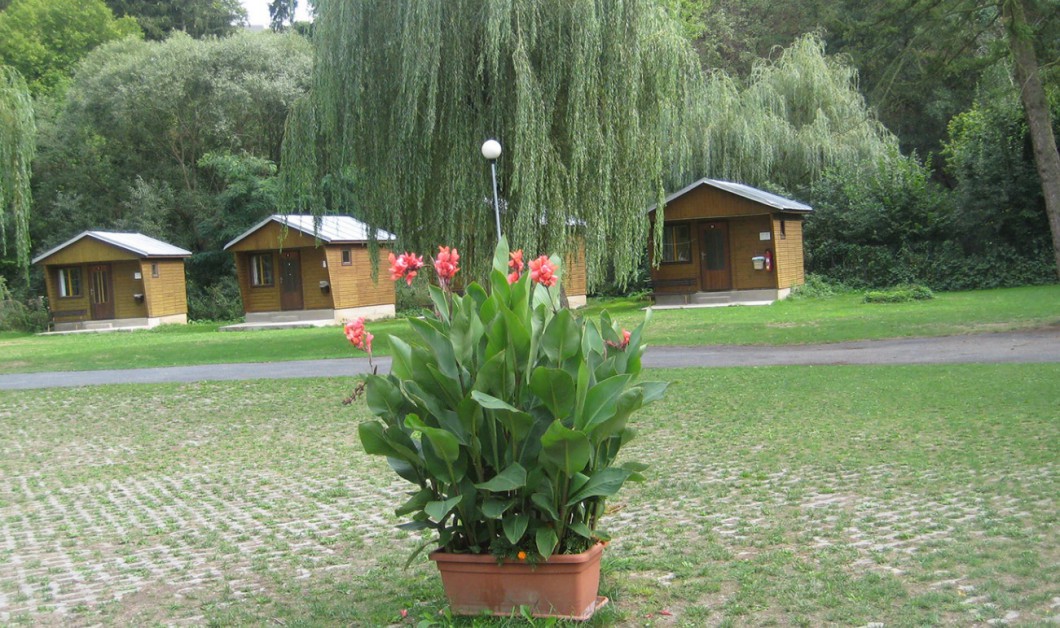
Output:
[{"xmin": 1, "ymin": 366, "xmax": 1057, "ymax": 625}]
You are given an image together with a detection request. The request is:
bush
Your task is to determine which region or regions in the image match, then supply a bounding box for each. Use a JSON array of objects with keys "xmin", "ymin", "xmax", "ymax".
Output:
[
  {"xmin": 186, "ymin": 275, "xmax": 243, "ymax": 322},
  {"xmin": 789, "ymin": 274, "xmax": 847, "ymax": 299},
  {"xmin": 0, "ymin": 278, "xmax": 50, "ymax": 332},
  {"xmin": 864, "ymin": 284, "xmax": 934, "ymax": 303}
]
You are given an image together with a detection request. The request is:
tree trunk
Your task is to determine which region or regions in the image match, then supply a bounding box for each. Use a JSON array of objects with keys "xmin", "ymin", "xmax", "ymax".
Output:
[{"xmin": 1002, "ymin": 0, "xmax": 1060, "ymax": 280}]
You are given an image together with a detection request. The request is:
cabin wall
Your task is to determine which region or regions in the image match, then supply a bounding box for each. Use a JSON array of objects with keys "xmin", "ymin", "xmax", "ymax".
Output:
[
  {"xmin": 140, "ymin": 259, "xmax": 188, "ymax": 317},
  {"xmin": 301, "ymin": 247, "xmax": 335, "ymax": 310},
  {"xmin": 326, "ymin": 246, "xmax": 395, "ymax": 310},
  {"xmin": 772, "ymin": 216, "xmax": 805, "ymax": 289},
  {"xmin": 730, "ymin": 216, "xmax": 777, "ymax": 291},
  {"xmin": 234, "ymin": 251, "xmax": 281, "ymax": 313},
  {"xmin": 227, "ymin": 221, "xmax": 321, "ymax": 252},
  {"xmin": 562, "ymin": 242, "xmax": 587, "ymax": 298}
]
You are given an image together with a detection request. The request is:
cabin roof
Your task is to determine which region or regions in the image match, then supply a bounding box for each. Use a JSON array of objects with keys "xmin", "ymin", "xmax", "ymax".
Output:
[
  {"xmin": 32, "ymin": 231, "xmax": 192, "ymax": 264},
  {"xmin": 224, "ymin": 214, "xmax": 397, "ymax": 250},
  {"xmin": 648, "ymin": 178, "xmax": 813, "ymax": 213}
]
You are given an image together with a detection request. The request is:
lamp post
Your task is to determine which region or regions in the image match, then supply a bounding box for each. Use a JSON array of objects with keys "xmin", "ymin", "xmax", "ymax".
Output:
[{"xmin": 481, "ymin": 139, "xmax": 502, "ymax": 240}]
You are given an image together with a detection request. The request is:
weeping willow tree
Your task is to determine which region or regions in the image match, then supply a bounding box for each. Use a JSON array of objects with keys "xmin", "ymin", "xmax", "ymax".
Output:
[
  {"xmin": 0, "ymin": 66, "xmax": 35, "ymax": 274},
  {"xmin": 283, "ymin": 0, "xmax": 702, "ymax": 288},
  {"xmin": 698, "ymin": 35, "xmax": 898, "ymax": 192}
]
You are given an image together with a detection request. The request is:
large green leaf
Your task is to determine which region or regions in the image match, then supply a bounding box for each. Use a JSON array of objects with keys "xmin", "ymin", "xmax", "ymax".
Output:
[
  {"xmin": 577, "ymin": 374, "xmax": 633, "ymax": 431},
  {"xmin": 637, "ymin": 380, "xmax": 670, "ymax": 404},
  {"xmin": 474, "ymin": 462, "xmax": 527, "ymax": 492},
  {"xmin": 428, "ymin": 284, "xmax": 450, "ymax": 324},
  {"xmin": 474, "ymin": 349, "xmax": 514, "ymax": 401},
  {"xmin": 503, "ymin": 513, "xmax": 529, "ymax": 544},
  {"xmin": 395, "ymin": 488, "xmax": 434, "ymax": 516},
  {"xmin": 387, "ymin": 335, "xmax": 416, "ymax": 380},
  {"xmin": 565, "ymin": 467, "xmax": 632, "ymax": 506},
  {"xmin": 365, "ymin": 375, "xmax": 407, "ymax": 420},
  {"xmin": 404, "ymin": 414, "xmax": 461, "ymax": 463},
  {"xmin": 470, "ymin": 390, "xmax": 535, "ymax": 442},
  {"xmin": 424, "ymin": 496, "xmax": 462, "ymax": 522},
  {"xmin": 481, "ymin": 498, "xmax": 515, "ymax": 519},
  {"xmin": 539, "ymin": 420, "xmax": 590, "ymax": 476},
  {"xmin": 536, "ymin": 527, "xmax": 559, "ymax": 558},
  {"xmin": 529, "ymin": 367, "xmax": 576, "ymax": 421},
  {"xmin": 410, "ymin": 317, "xmax": 459, "ymax": 381},
  {"xmin": 540, "ymin": 308, "xmax": 581, "ymax": 363}
]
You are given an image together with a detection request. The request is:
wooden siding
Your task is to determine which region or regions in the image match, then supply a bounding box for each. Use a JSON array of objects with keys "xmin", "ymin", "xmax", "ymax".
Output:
[
  {"xmin": 43, "ymin": 265, "xmax": 90, "ymax": 322},
  {"xmin": 234, "ymin": 251, "xmax": 281, "ymax": 313},
  {"xmin": 35, "ymin": 236, "xmax": 139, "ymax": 265},
  {"xmin": 772, "ymin": 215, "xmax": 806, "ymax": 289},
  {"xmin": 301, "ymin": 246, "xmax": 335, "ymax": 310},
  {"xmin": 228, "ymin": 221, "xmax": 322, "ymax": 252},
  {"xmin": 658, "ymin": 185, "xmax": 779, "ymax": 221},
  {"xmin": 562, "ymin": 241, "xmax": 587, "ymax": 297},
  {"xmin": 140, "ymin": 259, "xmax": 188, "ymax": 317},
  {"xmin": 730, "ymin": 216, "xmax": 778, "ymax": 290},
  {"xmin": 111, "ymin": 261, "xmax": 149, "ymax": 319},
  {"xmin": 325, "ymin": 246, "xmax": 395, "ymax": 309}
]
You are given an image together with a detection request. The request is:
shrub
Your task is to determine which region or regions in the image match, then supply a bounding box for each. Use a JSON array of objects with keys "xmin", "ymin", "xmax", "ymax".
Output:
[
  {"xmin": 0, "ymin": 278, "xmax": 50, "ymax": 332},
  {"xmin": 186, "ymin": 275, "xmax": 243, "ymax": 322},
  {"xmin": 864, "ymin": 284, "xmax": 935, "ymax": 303}
]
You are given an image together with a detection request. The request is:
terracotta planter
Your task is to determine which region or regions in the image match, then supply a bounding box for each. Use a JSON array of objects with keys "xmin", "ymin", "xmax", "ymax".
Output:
[{"xmin": 429, "ymin": 542, "xmax": 608, "ymax": 620}]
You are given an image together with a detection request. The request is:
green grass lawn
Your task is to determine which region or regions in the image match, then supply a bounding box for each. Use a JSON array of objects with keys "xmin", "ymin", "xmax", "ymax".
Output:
[
  {"xmin": 1, "ymin": 364, "xmax": 1056, "ymax": 625},
  {"xmin": 0, "ymin": 284, "xmax": 1056, "ymax": 374}
]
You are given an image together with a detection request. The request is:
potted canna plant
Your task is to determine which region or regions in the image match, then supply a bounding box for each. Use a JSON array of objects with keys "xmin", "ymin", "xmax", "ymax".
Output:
[{"xmin": 348, "ymin": 238, "xmax": 667, "ymax": 620}]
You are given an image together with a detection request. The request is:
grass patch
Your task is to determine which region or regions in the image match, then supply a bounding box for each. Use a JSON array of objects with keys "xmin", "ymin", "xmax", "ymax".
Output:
[
  {"xmin": 0, "ymin": 284, "xmax": 1057, "ymax": 374},
  {"xmin": 0, "ymin": 364, "xmax": 1056, "ymax": 625}
]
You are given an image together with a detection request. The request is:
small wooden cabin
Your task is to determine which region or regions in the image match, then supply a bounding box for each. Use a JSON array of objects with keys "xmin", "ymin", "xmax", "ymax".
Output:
[
  {"xmin": 224, "ymin": 214, "xmax": 396, "ymax": 324},
  {"xmin": 648, "ymin": 179, "xmax": 812, "ymax": 305},
  {"xmin": 32, "ymin": 231, "xmax": 192, "ymax": 331}
]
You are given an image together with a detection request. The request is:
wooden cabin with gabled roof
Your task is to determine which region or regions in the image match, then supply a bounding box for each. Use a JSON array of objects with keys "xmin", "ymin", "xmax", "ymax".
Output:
[
  {"xmin": 32, "ymin": 231, "xmax": 192, "ymax": 331},
  {"xmin": 224, "ymin": 214, "xmax": 396, "ymax": 327},
  {"xmin": 648, "ymin": 179, "xmax": 812, "ymax": 306}
]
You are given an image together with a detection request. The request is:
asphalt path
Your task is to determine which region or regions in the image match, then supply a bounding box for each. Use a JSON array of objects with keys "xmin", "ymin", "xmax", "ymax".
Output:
[{"xmin": 1, "ymin": 329, "xmax": 1058, "ymax": 391}]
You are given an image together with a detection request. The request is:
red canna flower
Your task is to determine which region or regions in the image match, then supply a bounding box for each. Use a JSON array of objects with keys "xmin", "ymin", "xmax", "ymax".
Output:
[
  {"xmin": 517, "ymin": 551, "xmax": 527, "ymax": 560},
  {"xmin": 345, "ymin": 317, "xmax": 373, "ymax": 354},
  {"xmin": 506, "ymin": 249, "xmax": 524, "ymax": 284},
  {"xmin": 434, "ymin": 246, "xmax": 460, "ymax": 282},
  {"xmin": 528, "ymin": 255, "xmax": 558, "ymax": 287},
  {"xmin": 388, "ymin": 251, "xmax": 425, "ymax": 286}
]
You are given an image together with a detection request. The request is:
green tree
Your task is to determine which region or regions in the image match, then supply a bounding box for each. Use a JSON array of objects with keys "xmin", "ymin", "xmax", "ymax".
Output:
[
  {"xmin": 0, "ymin": 66, "xmax": 34, "ymax": 275},
  {"xmin": 284, "ymin": 0, "xmax": 703, "ymax": 288},
  {"xmin": 32, "ymin": 31, "xmax": 311, "ymax": 253},
  {"xmin": 696, "ymin": 34, "xmax": 898, "ymax": 193},
  {"xmin": 0, "ymin": 0, "xmax": 141, "ymax": 95},
  {"xmin": 104, "ymin": 0, "xmax": 246, "ymax": 40},
  {"xmin": 269, "ymin": 0, "xmax": 298, "ymax": 32}
]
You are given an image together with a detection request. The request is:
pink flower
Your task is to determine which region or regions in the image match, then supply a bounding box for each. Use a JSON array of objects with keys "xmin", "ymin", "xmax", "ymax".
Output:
[
  {"xmin": 528, "ymin": 255, "xmax": 557, "ymax": 287},
  {"xmin": 400, "ymin": 609, "xmax": 408, "ymax": 619},
  {"xmin": 606, "ymin": 329, "xmax": 631, "ymax": 351},
  {"xmin": 388, "ymin": 252, "xmax": 424, "ymax": 286},
  {"xmin": 345, "ymin": 317, "xmax": 373, "ymax": 353},
  {"xmin": 434, "ymin": 246, "xmax": 460, "ymax": 282},
  {"xmin": 508, "ymin": 249, "xmax": 524, "ymax": 284}
]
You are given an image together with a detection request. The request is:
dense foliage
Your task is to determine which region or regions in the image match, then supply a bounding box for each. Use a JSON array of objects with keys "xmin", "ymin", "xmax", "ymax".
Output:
[
  {"xmin": 0, "ymin": 66, "xmax": 33, "ymax": 274},
  {"xmin": 0, "ymin": 0, "xmax": 141, "ymax": 96},
  {"xmin": 286, "ymin": 0, "xmax": 703, "ymax": 290}
]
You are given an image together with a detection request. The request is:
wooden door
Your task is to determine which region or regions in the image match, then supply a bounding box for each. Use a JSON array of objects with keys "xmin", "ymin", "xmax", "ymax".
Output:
[
  {"xmin": 89, "ymin": 264, "xmax": 115, "ymax": 320},
  {"xmin": 280, "ymin": 250, "xmax": 304, "ymax": 310},
  {"xmin": 699, "ymin": 222, "xmax": 732, "ymax": 291}
]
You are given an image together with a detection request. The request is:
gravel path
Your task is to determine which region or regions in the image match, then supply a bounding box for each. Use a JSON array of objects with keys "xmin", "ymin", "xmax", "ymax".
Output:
[{"xmin": 2, "ymin": 329, "xmax": 1058, "ymax": 391}]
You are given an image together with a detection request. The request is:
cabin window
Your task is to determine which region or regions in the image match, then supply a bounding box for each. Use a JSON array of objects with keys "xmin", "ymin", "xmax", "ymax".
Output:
[
  {"xmin": 57, "ymin": 267, "xmax": 82, "ymax": 298},
  {"xmin": 250, "ymin": 253, "xmax": 274, "ymax": 287},
  {"xmin": 780, "ymin": 219, "xmax": 787, "ymax": 240},
  {"xmin": 662, "ymin": 224, "xmax": 692, "ymax": 263},
  {"xmin": 151, "ymin": 262, "xmax": 160, "ymax": 278},
  {"xmin": 341, "ymin": 249, "xmax": 352, "ymax": 265}
]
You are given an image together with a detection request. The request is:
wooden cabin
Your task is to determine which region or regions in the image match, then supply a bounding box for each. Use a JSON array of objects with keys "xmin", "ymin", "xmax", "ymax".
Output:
[
  {"xmin": 224, "ymin": 215, "xmax": 396, "ymax": 325},
  {"xmin": 562, "ymin": 239, "xmax": 588, "ymax": 308},
  {"xmin": 648, "ymin": 179, "xmax": 812, "ymax": 305},
  {"xmin": 32, "ymin": 231, "xmax": 192, "ymax": 331}
]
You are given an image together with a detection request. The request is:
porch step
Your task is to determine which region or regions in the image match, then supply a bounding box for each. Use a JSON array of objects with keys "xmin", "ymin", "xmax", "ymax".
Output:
[
  {"xmin": 652, "ymin": 289, "xmax": 781, "ymax": 309},
  {"xmin": 244, "ymin": 309, "xmax": 334, "ymax": 324}
]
